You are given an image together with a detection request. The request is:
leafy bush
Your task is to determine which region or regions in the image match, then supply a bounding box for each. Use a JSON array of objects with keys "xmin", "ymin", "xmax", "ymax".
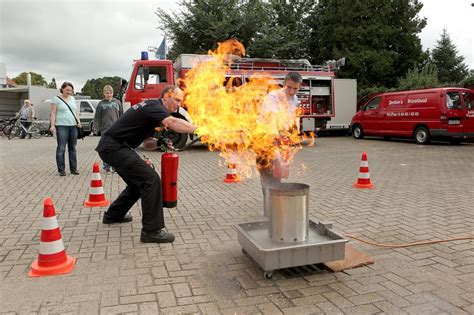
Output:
[{"xmin": 398, "ymin": 63, "xmax": 439, "ymax": 90}]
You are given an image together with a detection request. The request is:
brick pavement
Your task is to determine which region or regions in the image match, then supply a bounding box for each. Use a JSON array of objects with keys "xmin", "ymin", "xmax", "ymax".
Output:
[{"xmin": 0, "ymin": 136, "xmax": 473, "ymax": 314}]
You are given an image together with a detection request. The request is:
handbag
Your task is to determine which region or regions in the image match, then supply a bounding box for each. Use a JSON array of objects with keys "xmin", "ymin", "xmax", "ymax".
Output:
[{"xmin": 57, "ymin": 96, "xmax": 86, "ymax": 140}]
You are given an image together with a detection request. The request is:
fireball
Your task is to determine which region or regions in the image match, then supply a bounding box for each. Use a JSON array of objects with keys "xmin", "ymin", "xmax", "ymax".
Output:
[{"xmin": 182, "ymin": 39, "xmax": 314, "ymax": 179}]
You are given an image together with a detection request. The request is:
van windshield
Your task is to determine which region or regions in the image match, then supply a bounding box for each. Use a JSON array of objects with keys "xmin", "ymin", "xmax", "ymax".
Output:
[
  {"xmin": 462, "ymin": 92, "xmax": 474, "ymax": 110},
  {"xmin": 364, "ymin": 97, "xmax": 380, "ymax": 110}
]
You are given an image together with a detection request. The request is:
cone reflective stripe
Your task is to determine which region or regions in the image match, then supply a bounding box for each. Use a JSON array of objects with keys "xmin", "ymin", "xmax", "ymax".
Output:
[
  {"xmin": 29, "ymin": 197, "xmax": 75, "ymax": 277},
  {"xmin": 84, "ymin": 162, "xmax": 110, "ymax": 207},
  {"xmin": 353, "ymin": 152, "xmax": 375, "ymax": 189},
  {"xmin": 224, "ymin": 163, "xmax": 240, "ymax": 183}
]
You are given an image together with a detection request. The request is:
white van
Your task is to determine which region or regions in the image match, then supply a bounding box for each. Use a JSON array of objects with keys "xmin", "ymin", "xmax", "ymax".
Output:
[
  {"xmin": 36, "ymin": 98, "xmax": 101, "ymax": 136},
  {"xmin": 77, "ymin": 99, "xmax": 100, "ymax": 135}
]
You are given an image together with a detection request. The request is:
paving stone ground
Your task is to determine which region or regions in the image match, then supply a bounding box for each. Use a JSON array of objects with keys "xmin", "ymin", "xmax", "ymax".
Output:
[{"xmin": 0, "ymin": 135, "xmax": 473, "ymax": 314}]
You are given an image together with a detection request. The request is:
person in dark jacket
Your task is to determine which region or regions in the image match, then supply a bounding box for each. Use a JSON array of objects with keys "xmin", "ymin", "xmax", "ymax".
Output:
[
  {"xmin": 96, "ymin": 86, "xmax": 197, "ymax": 243},
  {"xmin": 93, "ymin": 85, "xmax": 122, "ymax": 172}
]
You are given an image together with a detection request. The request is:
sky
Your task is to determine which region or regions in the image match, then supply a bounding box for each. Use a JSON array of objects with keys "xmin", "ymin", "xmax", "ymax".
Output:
[{"xmin": 0, "ymin": 0, "xmax": 473, "ymax": 91}]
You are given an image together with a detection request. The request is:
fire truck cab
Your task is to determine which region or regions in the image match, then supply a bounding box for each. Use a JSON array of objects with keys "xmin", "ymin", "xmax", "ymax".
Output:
[
  {"xmin": 123, "ymin": 52, "xmax": 193, "ymax": 148},
  {"xmin": 123, "ymin": 53, "xmax": 175, "ymax": 111}
]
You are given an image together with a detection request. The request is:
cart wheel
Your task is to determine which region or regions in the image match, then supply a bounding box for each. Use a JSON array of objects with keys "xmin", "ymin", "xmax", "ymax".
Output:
[{"xmin": 264, "ymin": 271, "xmax": 273, "ymax": 279}]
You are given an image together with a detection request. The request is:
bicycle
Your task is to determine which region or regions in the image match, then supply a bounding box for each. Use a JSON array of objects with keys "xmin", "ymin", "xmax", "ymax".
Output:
[
  {"xmin": 1, "ymin": 117, "xmax": 18, "ymax": 138},
  {"xmin": 4, "ymin": 117, "xmax": 42, "ymax": 139},
  {"xmin": 0, "ymin": 118, "xmax": 7, "ymax": 137}
]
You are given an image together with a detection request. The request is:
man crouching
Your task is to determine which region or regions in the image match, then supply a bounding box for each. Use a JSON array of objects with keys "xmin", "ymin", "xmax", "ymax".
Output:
[{"xmin": 95, "ymin": 86, "xmax": 197, "ymax": 243}]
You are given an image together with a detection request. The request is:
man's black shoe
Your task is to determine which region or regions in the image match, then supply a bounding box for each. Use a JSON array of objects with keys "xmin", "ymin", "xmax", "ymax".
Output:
[
  {"xmin": 102, "ymin": 212, "xmax": 133, "ymax": 224},
  {"xmin": 140, "ymin": 230, "xmax": 175, "ymax": 243}
]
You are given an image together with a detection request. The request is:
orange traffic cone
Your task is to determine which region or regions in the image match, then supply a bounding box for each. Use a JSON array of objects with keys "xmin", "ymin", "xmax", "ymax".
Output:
[
  {"xmin": 224, "ymin": 163, "xmax": 240, "ymax": 183},
  {"xmin": 84, "ymin": 162, "xmax": 110, "ymax": 207},
  {"xmin": 29, "ymin": 197, "xmax": 76, "ymax": 277},
  {"xmin": 353, "ymin": 151, "xmax": 375, "ymax": 189}
]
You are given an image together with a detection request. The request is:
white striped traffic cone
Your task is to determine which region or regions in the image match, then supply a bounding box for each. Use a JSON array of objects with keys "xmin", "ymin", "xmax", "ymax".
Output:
[
  {"xmin": 224, "ymin": 163, "xmax": 240, "ymax": 183},
  {"xmin": 84, "ymin": 162, "xmax": 110, "ymax": 207},
  {"xmin": 29, "ymin": 197, "xmax": 75, "ymax": 277},
  {"xmin": 353, "ymin": 151, "xmax": 375, "ymax": 189}
]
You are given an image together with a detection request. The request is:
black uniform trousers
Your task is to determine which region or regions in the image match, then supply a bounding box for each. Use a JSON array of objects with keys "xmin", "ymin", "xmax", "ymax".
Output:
[{"xmin": 98, "ymin": 138, "xmax": 165, "ymax": 232}]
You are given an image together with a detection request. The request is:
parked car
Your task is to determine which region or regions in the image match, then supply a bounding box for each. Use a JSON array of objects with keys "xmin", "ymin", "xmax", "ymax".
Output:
[
  {"xmin": 351, "ymin": 87, "xmax": 474, "ymax": 144},
  {"xmin": 77, "ymin": 99, "xmax": 100, "ymax": 136}
]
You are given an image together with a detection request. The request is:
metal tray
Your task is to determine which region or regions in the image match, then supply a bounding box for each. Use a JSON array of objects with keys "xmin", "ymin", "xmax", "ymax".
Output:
[{"xmin": 235, "ymin": 220, "xmax": 347, "ymax": 278}]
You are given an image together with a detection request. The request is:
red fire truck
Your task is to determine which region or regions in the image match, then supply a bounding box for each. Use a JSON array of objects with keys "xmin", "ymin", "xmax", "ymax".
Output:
[{"xmin": 123, "ymin": 52, "xmax": 352, "ymax": 148}]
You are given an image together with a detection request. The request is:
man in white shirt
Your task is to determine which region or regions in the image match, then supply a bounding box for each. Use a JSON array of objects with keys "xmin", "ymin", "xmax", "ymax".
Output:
[
  {"xmin": 256, "ymin": 72, "xmax": 302, "ymax": 214},
  {"xmin": 258, "ymin": 72, "xmax": 301, "ymax": 135}
]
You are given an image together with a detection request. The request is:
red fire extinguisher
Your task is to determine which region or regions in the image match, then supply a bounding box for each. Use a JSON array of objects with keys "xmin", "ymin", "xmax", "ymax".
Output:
[{"xmin": 161, "ymin": 152, "xmax": 179, "ymax": 208}]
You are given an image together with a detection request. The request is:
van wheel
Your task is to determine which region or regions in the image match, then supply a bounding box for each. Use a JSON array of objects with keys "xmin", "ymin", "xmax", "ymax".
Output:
[
  {"xmin": 449, "ymin": 138, "xmax": 462, "ymax": 145},
  {"xmin": 352, "ymin": 125, "xmax": 364, "ymax": 139},
  {"xmin": 414, "ymin": 127, "xmax": 430, "ymax": 144}
]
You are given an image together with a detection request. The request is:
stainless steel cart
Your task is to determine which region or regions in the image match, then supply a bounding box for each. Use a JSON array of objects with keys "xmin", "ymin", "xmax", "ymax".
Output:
[
  {"xmin": 235, "ymin": 220, "xmax": 347, "ymax": 279},
  {"xmin": 236, "ymin": 183, "xmax": 348, "ymax": 279}
]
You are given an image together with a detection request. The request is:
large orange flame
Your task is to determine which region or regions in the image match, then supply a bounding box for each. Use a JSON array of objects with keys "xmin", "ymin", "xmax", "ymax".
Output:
[{"xmin": 183, "ymin": 39, "xmax": 314, "ymax": 179}]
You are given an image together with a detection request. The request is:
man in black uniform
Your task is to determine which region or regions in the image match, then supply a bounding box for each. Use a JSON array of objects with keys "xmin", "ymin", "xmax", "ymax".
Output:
[{"xmin": 96, "ymin": 86, "xmax": 197, "ymax": 243}]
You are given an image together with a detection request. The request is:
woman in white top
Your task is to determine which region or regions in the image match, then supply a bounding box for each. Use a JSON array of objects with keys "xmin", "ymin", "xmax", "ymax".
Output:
[{"xmin": 50, "ymin": 82, "xmax": 82, "ymax": 176}]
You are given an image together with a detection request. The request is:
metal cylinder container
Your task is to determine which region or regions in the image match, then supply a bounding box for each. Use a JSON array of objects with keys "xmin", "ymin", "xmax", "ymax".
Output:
[{"xmin": 268, "ymin": 183, "xmax": 309, "ymax": 243}]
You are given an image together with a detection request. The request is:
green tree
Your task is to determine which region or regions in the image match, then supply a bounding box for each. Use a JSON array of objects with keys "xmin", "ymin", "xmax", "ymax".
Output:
[
  {"xmin": 398, "ymin": 63, "xmax": 439, "ymax": 90},
  {"xmin": 460, "ymin": 74, "xmax": 474, "ymax": 89},
  {"xmin": 248, "ymin": 0, "xmax": 315, "ymax": 59},
  {"xmin": 81, "ymin": 76, "xmax": 124, "ymax": 99},
  {"xmin": 308, "ymin": 0, "xmax": 426, "ymax": 91},
  {"xmin": 12, "ymin": 72, "xmax": 48, "ymax": 86},
  {"xmin": 155, "ymin": 0, "xmax": 260, "ymax": 59},
  {"xmin": 431, "ymin": 28, "xmax": 469, "ymax": 84},
  {"xmin": 156, "ymin": 0, "xmax": 315, "ymax": 60}
]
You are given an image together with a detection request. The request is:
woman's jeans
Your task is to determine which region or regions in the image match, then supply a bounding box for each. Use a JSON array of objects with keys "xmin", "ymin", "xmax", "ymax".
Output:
[{"xmin": 56, "ymin": 126, "xmax": 78, "ymax": 173}]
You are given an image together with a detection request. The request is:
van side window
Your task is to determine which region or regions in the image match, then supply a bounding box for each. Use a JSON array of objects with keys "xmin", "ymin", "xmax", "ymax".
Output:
[
  {"xmin": 364, "ymin": 97, "xmax": 380, "ymax": 110},
  {"xmin": 80, "ymin": 101, "xmax": 93, "ymax": 113},
  {"xmin": 446, "ymin": 92, "xmax": 461, "ymax": 109}
]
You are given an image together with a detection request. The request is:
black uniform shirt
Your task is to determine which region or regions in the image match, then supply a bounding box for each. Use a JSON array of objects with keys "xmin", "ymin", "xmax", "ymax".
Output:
[{"xmin": 96, "ymin": 99, "xmax": 170, "ymax": 151}]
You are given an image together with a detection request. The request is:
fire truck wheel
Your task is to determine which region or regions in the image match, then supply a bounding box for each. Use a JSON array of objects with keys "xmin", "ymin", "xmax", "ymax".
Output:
[
  {"xmin": 352, "ymin": 125, "xmax": 364, "ymax": 139},
  {"xmin": 414, "ymin": 127, "xmax": 430, "ymax": 145}
]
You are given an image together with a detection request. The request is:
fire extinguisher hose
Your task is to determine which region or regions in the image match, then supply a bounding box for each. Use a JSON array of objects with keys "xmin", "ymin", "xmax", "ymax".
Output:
[
  {"xmin": 175, "ymin": 135, "xmax": 203, "ymax": 152},
  {"xmin": 344, "ymin": 234, "xmax": 474, "ymax": 249}
]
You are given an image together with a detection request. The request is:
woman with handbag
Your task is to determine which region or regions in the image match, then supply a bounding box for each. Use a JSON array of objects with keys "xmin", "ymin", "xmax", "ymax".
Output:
[{"xmin": 50, "ymin": 81, "xmax": 81, "ymax": 176}]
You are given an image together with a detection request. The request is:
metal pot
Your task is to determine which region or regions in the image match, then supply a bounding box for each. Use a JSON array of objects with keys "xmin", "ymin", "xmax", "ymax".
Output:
[{"xmin": 268, "ymin": 183, "xmax": 309, "ymax": 243}]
